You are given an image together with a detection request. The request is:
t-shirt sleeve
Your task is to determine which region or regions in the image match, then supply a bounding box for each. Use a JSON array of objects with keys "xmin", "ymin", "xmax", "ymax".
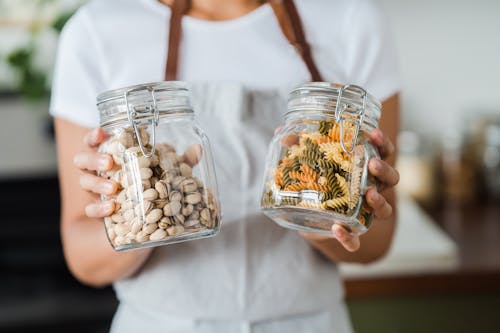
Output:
[
  {"xmin": 50, "ymin": 7, "xmax": 106, "ymax": 128},
  {"xmin": 342, "ymin": 0, "xmax": 401, "ymax": 102}
]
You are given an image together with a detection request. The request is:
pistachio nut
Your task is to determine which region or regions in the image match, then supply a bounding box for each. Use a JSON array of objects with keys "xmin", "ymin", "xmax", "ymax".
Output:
[
  {"xmin": 149, "ymin": 228, "xmax": 167, "ymax": 241},
  {"xmin": 143, "ymin": 188, "xmax": 159, "ymax": 201},
  {"xmin": 163, "ymin": 201, "xmax": 182, "ymax": 216},
  {"xmin": 146, "ymin": 208, "xmax": 163, "ymax": 224}
]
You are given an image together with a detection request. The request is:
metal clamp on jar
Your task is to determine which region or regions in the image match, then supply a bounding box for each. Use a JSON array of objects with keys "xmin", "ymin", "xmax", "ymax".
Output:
[
  {"xmin": 261, "ymin": 82, "xmax": 381, "ymax": 236},
  {"xmin": 97, "ymin": 81, "xmax": 221, "ymax": 251}
]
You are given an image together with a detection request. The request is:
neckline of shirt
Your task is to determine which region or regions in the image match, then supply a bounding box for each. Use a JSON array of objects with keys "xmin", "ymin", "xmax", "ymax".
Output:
[{"xmin": 143, "ymin": 0, "xmax": 273, "ymax": 30}]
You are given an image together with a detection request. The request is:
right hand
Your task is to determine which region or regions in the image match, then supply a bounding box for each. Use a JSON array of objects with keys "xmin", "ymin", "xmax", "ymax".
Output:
[{"xmin": 73, "ymin": 128, "xmax": 118, "ymax": 219}]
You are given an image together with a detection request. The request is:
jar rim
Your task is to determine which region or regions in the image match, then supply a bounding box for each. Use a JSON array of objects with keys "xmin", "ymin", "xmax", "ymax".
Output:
[
  {"xmin": 96, "ymin": 81, "xmax": 188, "ymax": 104},
  {"xmin": 286, "ymin": 82, "xmax": 381, "ymax": 123},
  {"xmin": 97, "ymin": 81, "xmax": 193, "ymax": 127}
]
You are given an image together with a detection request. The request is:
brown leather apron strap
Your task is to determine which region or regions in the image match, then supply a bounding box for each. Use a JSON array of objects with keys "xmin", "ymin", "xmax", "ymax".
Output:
[
  {"xmin": 165, "ymin": 0, "xmax": 191, "ymax": 80},
  {"xmin": 164, "ymin": 0, "xmax": 323, "ymax": 82},
  {"xmin": 268, "ymin": 0, "xmax": 323, "ymax": 82}
]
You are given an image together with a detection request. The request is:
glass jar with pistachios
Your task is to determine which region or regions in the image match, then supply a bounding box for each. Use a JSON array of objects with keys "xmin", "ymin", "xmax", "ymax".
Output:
[
  {"xmin": 261, "ymin": 83, "xmax": 381, "ymax": 236},
  {"xmin": 97, "ymin": 81, "xmax": 221, "ymax": 251}
]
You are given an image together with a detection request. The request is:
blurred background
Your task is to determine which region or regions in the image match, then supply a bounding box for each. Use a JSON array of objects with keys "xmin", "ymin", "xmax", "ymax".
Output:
[{"xmin": 0, "ymin": 0, "xmax": 499, "ymax": 332}]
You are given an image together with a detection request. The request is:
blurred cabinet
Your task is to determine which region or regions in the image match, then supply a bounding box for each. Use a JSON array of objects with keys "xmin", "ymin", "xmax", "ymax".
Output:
[
  {"xmin": 0, "ymin": 176, "xmax": 117, "ymax": 332},
  {"xmin": 345, "ymin": 200, "xmax": 500, "ymax": 333}
]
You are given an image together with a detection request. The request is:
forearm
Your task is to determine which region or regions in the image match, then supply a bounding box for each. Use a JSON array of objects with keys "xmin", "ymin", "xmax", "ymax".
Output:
[
  {"xmin": 307, "ymin": 188, "xmax": 397, "ymax": 264},
  {"xmin": 61, "ymin": 215, "xmax": 152, "ymax": 287}
]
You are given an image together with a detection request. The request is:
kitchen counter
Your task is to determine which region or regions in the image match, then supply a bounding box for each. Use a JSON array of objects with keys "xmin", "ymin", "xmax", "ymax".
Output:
[
  {"xmin": 0, "ymin": 176, "xmax": 117, "ymax": 333},
  {"xmin": 341, "ymin": 198, "xmax": 500, "ymax": 298}
]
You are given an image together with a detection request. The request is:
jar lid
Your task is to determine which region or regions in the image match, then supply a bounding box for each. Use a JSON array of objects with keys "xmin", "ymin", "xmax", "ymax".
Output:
[
  {"xmin": 97, "ymin": 81, "xmax": 192, "ymax": 127},
  {"xmin": 287, "ymin": 82, "xmax": 381, "ymax": 127}
]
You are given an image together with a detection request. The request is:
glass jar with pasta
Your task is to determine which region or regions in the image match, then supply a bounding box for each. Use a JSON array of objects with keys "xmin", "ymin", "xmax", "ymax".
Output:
[{"xmin": 261, "ymin": 83, "xmax": 381, "ymax": 236}]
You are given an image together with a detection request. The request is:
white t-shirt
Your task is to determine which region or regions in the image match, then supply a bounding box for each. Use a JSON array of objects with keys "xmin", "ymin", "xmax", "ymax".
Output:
[
  {"xmin": 50, "ymin": 0, "xmax": 399, "ymax": 329},
  {"xmin": 51, "ymin": 0, "xmax": 399, "ymax": 127}
]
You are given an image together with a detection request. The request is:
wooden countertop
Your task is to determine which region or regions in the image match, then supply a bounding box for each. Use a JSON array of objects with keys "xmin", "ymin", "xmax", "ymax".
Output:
[{"xmin": 344, "ymin": 199, "xmax": 500, "ymax": 298}]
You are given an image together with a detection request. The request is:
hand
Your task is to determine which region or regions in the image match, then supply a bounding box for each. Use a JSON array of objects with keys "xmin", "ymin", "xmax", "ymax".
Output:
[
  {"xmin": 366, "ymin": 128, "xmax": 399, "ymax": 220},
  {"xmin": 73, "ymin": 128, "xmax": 118, "ymax": 219}
]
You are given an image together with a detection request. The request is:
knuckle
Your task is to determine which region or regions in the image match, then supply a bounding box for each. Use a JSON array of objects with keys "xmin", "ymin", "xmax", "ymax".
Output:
[
  {"xmin": 85, "ymin": 128, "xmax": 99, "ymax": 146},
  {"xmin": 85, "ymin": 201, "xmax": 111, "ymax": 218},
  {"xmin": 94, "ymin": 203, "xmax": 105, "ymax": 216},
  {"xmin": 344, "ymin": 238, "xmax": 359, "ymax": 252},
  {"xmin": 79, "ymin": 173, "xmax": 91, "ymax": 189},
  {"xmin": 81, "ymin": 173, "xmax": 107, "ymax": 193},
  {"xmin": 388, "ymin": 142, "xmax": 395, "ymax": 155},
  {"xmin": 378, "ymin": 160, "xmax": 389, "ymax": 175},
  {"xmin": 384, "ymin": 136, "xmax": 394, "ymax": 152},
  {"xmin": 374, "ymin": 199, "xmax": 385, "ymax": 210},
  {"xmin": 377, "ymin": 202, "xmax": 392, "ymax": 219},
  {"xmin": 94, "ymin": 177, "xmax": 111, "ymax": 192},
  {"xmin": 88, "ymin": 154, "xmax": 100, "ymax": 170},
  {"xmin": 384, "ymin": 203, "xmax": 393, "ymax": 218},
  {"xmin": 372, "ymin": 195, "xmax": 386, "ymax": 211},
  {"xmin": 83, "ymin": 134, "xmax": 91, "ymax": 146},
  {"xmin": 84, "ymin": 203, "xmax": 96, "ymax": 217},
  {"xmin": 73, "ymin": 152, "xmax": 86, "ymax": 168},
  {"xmin": 388, "ymin": 203, "xmax": 393, "ymax": 216}
]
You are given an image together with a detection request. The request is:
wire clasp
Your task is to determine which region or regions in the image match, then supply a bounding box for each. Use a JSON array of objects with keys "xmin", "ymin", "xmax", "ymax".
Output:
[
  {"xmin": 124, "ymin": 86, "xmax": 159, "ymax": 158},
  {"xmin": 334, "ymin": 84, "xmax": 367, "ymax": 154}
]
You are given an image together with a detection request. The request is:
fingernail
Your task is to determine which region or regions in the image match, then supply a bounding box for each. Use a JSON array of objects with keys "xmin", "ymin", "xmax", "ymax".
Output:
[{"xmin": 332, "ymin": 225, "xmax": 344, "ymax": 239}]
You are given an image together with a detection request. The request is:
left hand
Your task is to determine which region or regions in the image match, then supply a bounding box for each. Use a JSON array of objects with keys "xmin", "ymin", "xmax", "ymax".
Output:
[{"xmin": 300, "ymin": 128, "xmax": 400, "ymax": 252}]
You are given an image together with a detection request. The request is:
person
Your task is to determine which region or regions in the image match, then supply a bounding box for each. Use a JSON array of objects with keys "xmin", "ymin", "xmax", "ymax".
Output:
[{"xmin": 51, "ymin": 0, "xmax": 400, "ymax": 332}]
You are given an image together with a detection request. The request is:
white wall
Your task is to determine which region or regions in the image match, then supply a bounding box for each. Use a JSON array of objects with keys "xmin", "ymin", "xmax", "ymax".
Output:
[
  {"xmin": 0, "ymin": 98, "xmax": 57, "ymax": 178},
  {"xmin": 378, "ymin": 0, "xmax": 500, "ymax": 135}
]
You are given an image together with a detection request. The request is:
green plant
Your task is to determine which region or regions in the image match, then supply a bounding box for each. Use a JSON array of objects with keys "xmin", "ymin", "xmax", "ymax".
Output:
[
  {"xmin": 7, "ymin": 45, "xmax": 48, "ymax": 101},
  {"xmin": 4, "ymin": 9, "xmax": 75, "ymax": 102},
  {"xmin": 52, "ymin": 10, "xmax": 74, "ymax": 33}
]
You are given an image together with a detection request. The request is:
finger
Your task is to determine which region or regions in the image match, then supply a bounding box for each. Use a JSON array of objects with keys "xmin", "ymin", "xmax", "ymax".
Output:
[
  {"xmin": 368, "ymin": 158, "xmax": 400, "ymax": 188},
  {"xmin": 85, "ymin": 200, "xmax": 115, "ymax": 218},
  {"xmin": 299, "ymin": 231, "xmax": 332, "ymax": 241},
  {"xmin": 332, "ymin": 224, "xmax": 360, "ymax": 252},
  {"xmin": 80, "ymin": 173, "xmax": 118, "ymax": 196},
  {"xmin": 369, "ymin": 129, "xmax": 395, "ymax": 159},
  {"xmin": 84, "ymin": 128, "xmax": 109, "ymax": 147},
  {"xmin": 74, "ymin": 151, "xmax": 114, "ymax": 172},
  {"xmin": 366, "ymin": 188, "xmax": 393, "ymax": 219},
  {"xmin": 183, "ymin": 144, "xmax": 203, "ymax": 167},
  {"xmin": 281, "ymin": 134, "xmax": 299, "ymax": 147}
]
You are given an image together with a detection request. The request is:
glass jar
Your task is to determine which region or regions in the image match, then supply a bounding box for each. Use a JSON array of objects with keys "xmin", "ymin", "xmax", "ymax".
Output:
[
  {"xmin": 261, "ymin": 83, "xmax": 380, "ymax": 236},
  {"xmin": 97, "ymin": 81, "xmax": 221, "ymax": 251}
]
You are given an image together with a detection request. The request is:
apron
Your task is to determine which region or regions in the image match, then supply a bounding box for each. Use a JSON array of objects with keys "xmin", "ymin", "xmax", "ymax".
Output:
[{"xmin": 111, "ymin": 1, "xmax": 353, "ymax": 332}]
